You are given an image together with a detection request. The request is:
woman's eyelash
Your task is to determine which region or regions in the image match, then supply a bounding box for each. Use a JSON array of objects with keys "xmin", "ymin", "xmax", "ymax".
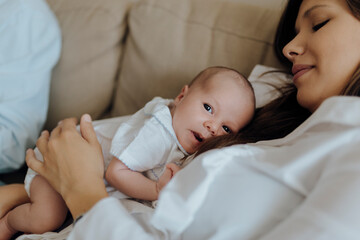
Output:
[{"xmin": 312, "ymin": 19, "xmax": 329, "ymax": 31}]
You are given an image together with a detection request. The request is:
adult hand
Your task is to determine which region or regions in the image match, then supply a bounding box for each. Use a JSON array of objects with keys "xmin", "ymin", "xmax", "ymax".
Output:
[{"xmin": 25, "ymin": 114, "xmax": 108, "ymax": 218}]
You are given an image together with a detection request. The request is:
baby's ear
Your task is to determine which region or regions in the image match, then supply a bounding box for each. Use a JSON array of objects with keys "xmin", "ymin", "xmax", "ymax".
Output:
[{"xmin": 174, "ymin": 85, "xmax": 189, "ymax": 104}]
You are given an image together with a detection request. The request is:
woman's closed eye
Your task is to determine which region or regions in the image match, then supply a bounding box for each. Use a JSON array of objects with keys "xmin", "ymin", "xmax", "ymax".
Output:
[
  {"xmin": 203, "ymin": 103, "xmax": 213, "ymax": 113},
  {"xmin": 312, "ymin": 19, "xmax": 329, "ymax": 31}
]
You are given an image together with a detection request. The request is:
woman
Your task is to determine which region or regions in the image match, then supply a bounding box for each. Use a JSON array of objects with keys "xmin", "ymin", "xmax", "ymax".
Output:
[{"xmin": 6, "ymin": 0, "xmax": 360, "ymax": 238}]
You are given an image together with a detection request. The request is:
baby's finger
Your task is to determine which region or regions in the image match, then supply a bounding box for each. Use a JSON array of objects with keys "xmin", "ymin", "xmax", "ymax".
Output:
[
  {"xmin": 166, "ymin": 163, "xmax": 181, "ymax": 176},
  {"xmin": 162, "ymin": 168, "xmax": 172, "ymax": 179},
  {"xmin": 25, "ymin": 149, "xmax": 45, "ymax": 175}
]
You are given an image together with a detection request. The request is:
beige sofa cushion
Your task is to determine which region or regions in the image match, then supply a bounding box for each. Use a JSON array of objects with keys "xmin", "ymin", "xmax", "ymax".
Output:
[
  {"xmin": 44, "ymin": 0, "xmax": 136, "ymax": 129},
  {"xmin": 112, "ymin": 0, "xmax": 285, "ymax": 117}
]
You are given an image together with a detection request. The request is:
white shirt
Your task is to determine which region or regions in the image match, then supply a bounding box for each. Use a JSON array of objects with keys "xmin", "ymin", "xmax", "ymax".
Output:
[
  {"xmin": 69, "ymin": 96, "xmax": 360, "ymax": 239},
  {"xmin": 0, "ymin": 0, "xmax": 61, "ymax": 173},
  {"xmin": 110, "ymin": 97, "xmax": 187, "ymax": 180}
]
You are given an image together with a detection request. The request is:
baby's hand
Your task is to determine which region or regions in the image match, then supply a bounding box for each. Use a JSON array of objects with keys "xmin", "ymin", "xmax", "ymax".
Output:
[{"xmin": 157, "ymin": 163, "xmax": 181, "ymax": 193}]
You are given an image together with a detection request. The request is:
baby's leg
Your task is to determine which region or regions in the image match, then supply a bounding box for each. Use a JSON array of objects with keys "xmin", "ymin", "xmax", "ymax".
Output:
[
  {"xmin": 0, "ymin": 184, "xmax": 29, "ymax": 219},
  {"xmin": 2, "ymin": 175, "xmax": 67, "ymax": 237},
  {"xmin": 0, "ymin": 184, "xmax": 29, "ymax": 240},
  {"xmin": 0, "ymin": 212, "xmax": 14, "ymax": 240}
]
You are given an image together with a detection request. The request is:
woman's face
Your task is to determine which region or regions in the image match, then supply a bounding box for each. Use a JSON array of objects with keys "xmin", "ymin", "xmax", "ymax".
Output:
[{"xmin": 282, "ymin": 0, "xmax": 360, "ymax": 112}]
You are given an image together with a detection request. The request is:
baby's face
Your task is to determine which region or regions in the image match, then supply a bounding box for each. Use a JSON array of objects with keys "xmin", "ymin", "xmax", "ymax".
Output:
[{"xmin": 172, "ymin": 72, "xmax": 254, "ymax": 154}]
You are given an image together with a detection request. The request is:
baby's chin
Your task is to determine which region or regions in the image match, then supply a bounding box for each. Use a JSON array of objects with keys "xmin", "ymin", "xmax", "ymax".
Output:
[
  {"xmin": 186, "ymin": 148, "xmax": 196, "ymax": 155},
  {"xmin": 179, "ymin": 139, "xmax": 197, "ymax": 155},
  {"xmin": 183, "ymin": 145, "xmax": 197, "ymax": 155}
]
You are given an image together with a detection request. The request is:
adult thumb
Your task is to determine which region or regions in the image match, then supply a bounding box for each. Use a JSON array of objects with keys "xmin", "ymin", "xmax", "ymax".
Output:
[{"xmin": 80, "ymin": 114, "xmax": 98, "ymax": 145}]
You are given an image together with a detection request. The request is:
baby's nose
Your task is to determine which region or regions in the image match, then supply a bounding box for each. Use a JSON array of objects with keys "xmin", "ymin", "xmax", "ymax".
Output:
[{"xmin": 204, "ymin": 121, "xmax": 219, "ymax": 136}]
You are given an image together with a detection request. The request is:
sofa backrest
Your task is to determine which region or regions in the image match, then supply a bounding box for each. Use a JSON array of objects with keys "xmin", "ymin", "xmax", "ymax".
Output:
[
  {"xmin": 45, "ymin": 0, "xmax": 286, "ymax": 129},
  {"xmin": 112, "ymin": 0, "xmax": 286, "ymax": 117},
  {"xmin": 45, "ymin": 0, "xmax": 136, "ymax": 129}
]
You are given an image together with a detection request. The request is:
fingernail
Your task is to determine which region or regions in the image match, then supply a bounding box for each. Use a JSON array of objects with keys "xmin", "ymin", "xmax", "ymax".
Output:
[
  {"xmin": 57, "ymin": 120, "xmax": 62, "ymax": 125},
  {"xmin": 41, "ymin": 130, "xmax": 46, "ymax": 135},
  {"xmin": 83, "ymin": 114, "xmax": 92, "ymax": 122}
]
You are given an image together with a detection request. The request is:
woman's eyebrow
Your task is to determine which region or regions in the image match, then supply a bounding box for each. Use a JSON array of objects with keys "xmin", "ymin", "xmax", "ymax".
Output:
[
  {"xmin": 295, "ymin": 4, "xmax": 330, "ymax": 32},
  {"xmin": 303, "ymin": 4, "xmax": 329, "ymax": 18}
]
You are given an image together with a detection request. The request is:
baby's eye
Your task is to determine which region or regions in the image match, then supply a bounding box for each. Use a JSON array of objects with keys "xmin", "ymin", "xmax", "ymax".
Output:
[
  {"xmin": 222, "ymin": 126, "xmax": 231, "ymax": 133},
  {"xmin": 312, "ymin": 19, "xmax": 329, "ymax": 31},
  {"xmin": 204, "ymin": 104, "xmax": 212, "ymax": 113}
]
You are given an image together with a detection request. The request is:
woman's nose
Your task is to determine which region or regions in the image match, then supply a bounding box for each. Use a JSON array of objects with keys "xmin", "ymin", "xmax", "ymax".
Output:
[{"xmin": 282, "ymin": 35, "xmax": 305, "ymax": 62}]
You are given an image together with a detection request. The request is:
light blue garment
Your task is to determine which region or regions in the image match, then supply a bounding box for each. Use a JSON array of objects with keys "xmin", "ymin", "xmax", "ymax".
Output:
[{"xmin": 0, "ymin": 0, "xmax": 61, "ymax": 173}]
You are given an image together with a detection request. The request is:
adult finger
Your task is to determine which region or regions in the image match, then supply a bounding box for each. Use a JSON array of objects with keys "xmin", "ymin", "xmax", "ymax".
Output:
[
  {"xmin": 49, "ymin": 122, "xmax": 62, "ymax": 139},
  {"xmin": 25, "ymin": 149, "xmax": 45, "ymax": 176},
  {"xmin": 79, "ymin": 114, "xmax": 98, "ymax": 145},
  {"xmin": 36, "ymin": 130, "xmax": 50, "ymax": 155},
  {"xmin": 60, "ymin": 117, "xmax": 78, "ymax": 131},
  {"xmin": 49, "ymin": 118, "xmax": 77, "ymax": 141}
]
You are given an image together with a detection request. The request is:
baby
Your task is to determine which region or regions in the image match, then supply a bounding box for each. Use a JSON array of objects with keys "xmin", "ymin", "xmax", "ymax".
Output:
[{"xmin": 0, "ymin": 66, "xmax": 255, "ymax": 238}]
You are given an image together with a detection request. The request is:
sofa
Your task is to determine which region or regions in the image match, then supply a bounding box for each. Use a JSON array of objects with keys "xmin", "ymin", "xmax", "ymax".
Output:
[{"xmin": 44, "ymin": 0, "xmax": 286, "ymax": 130}]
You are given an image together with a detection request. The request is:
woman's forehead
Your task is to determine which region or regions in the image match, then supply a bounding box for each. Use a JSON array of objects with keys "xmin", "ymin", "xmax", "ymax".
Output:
[{"xmin": 295, "ymin": 0, "xmax": 350, "ymax": 30}]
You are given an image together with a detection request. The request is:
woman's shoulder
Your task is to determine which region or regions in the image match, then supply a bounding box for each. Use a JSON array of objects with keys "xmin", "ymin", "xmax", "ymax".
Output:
[
  {"xmin": 253, "ymin": 96, "xmax": 360, "ymax": 148},
  {"xmin": 310, "ymin": 96, "xmax": 360, "ymax": 127},
  {"xmin": 0, "ymin": 0, "xmax": 61, "ymax": 76},
  {"xmin": 0, "ymin": 0, "xmax": 55, "ymax": 21},
  {"xmin": 0, "ymin": 0, "xmax": 60, "ymax": 48},
  {"xmin": 290, "ymin": 96, "xmax": 360, "ymax": 137}
]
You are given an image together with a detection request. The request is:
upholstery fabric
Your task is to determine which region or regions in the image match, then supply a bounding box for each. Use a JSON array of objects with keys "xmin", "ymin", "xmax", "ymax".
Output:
[
  {"xmin": 112, "ymin": 0, "xmax": 285, "ymax": 116},
  {"xmin": 45, "ymin": 0, "xmax": 137, "ymax": 129}
]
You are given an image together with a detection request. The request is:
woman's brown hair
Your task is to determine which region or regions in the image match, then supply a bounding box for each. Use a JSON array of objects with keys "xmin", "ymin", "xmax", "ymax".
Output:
[
  {"xmin": 196, "ymin": 0, "xmax": 360, "ymax": 156},
  {"xmin": 342, "ymin": 0, "xmax": 360, "ymax": 96}
]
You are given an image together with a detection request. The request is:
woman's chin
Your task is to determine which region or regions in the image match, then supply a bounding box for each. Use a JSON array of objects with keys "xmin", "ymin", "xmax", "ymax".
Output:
[{"xmin": 296, "ymin": 94, "xmax": 318, "ymax": 113}]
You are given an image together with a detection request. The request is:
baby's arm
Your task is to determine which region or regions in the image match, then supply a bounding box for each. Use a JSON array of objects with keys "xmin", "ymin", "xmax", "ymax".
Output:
[{"xmin": 105, "ymin": 157, "xmax": 161, "ymax": 201}]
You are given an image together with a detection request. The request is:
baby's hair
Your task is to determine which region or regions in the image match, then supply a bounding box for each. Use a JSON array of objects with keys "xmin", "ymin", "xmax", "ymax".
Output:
[
  {"xmin": 189, "ymin": 66, "xmax": 250, "ymax": 88},
  {"xmin": 189, "ymin": 66, "xmax": 255, "ymax": 105}
]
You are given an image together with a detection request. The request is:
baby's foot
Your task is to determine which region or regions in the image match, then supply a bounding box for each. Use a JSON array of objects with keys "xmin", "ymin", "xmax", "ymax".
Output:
[{"xmin": 0, "ymin": 213, "xmax": 17, "ymax": 240}]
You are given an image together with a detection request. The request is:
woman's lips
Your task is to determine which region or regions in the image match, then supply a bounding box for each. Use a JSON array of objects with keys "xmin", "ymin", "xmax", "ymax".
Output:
[{"xmin": 292, "ymin": 65, "xmax": 313, "ymax": 81}]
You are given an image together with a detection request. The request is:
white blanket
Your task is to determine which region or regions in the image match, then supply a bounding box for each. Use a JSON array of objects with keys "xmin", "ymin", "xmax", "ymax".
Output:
[{"xmin": 16, "ymin": 199, "xmax": 154, "ymax": 240}]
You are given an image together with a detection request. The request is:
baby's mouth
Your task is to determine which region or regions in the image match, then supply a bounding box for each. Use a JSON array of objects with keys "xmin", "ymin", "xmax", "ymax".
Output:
[{"xmin": 192, "ymin": 131, "xmax": 203, "ymax": 142}]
